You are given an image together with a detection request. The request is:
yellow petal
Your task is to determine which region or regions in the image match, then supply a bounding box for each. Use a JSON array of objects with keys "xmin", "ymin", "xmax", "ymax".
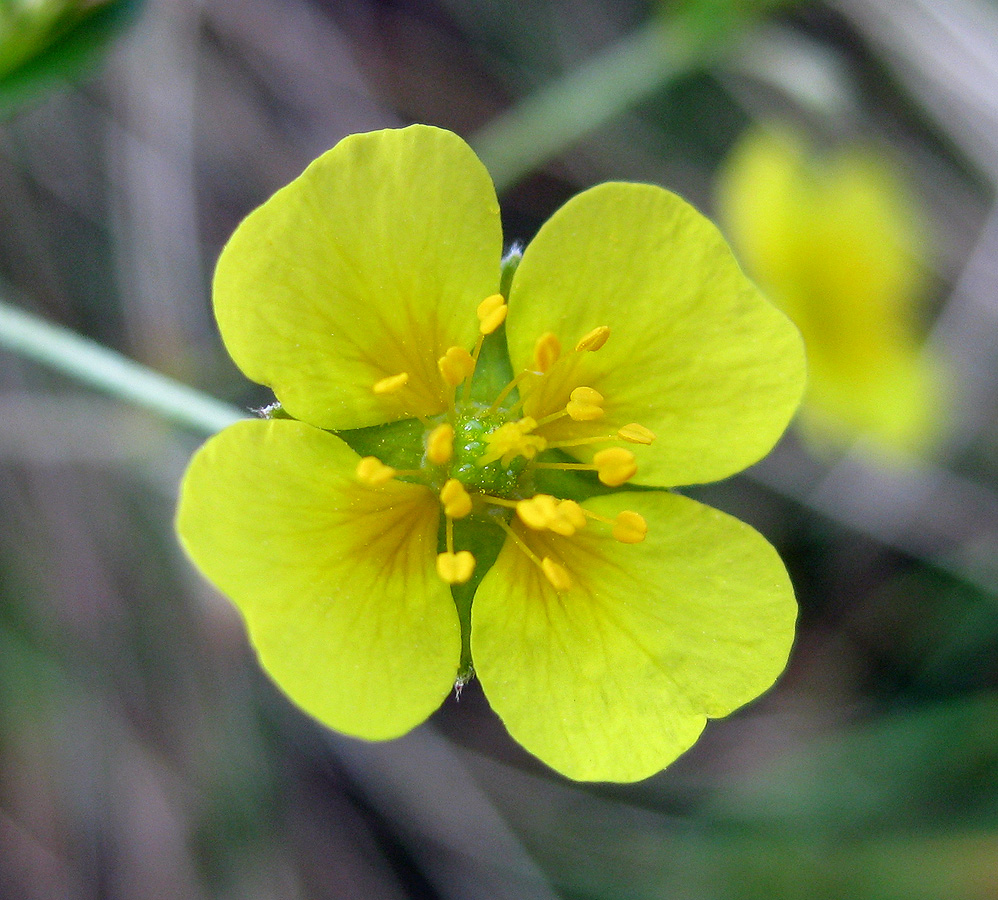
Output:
[
  {"xmin": 506, "ymin": 182, "xmax": 805, "ymax": 487},
  {"xmin": 177, "ymin": 419, "xmax": 460, "ymax": 739},
  {"xmin": 214, "ymin": 126, "xmax": 501, "ymax": 430},
  {"xmin": 472, "ymin": 491, "xmax": 796, "ymax": 782}
]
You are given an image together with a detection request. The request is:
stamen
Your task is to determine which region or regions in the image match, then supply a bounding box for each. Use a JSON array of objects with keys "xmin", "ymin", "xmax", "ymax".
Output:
[
  {"xmin": 516, "ymin": 494, "xmax": 586, "ymax": 536},
  {"xmin": 533, "ymin": 332, "xmax": 561, "ymax": 372},
  {"xmin": 578, "ymin": 505, "xmax": 649, "ymax": 543},
  {"xmin": 547, "ymin": 423, "xmax": 654, "ymax": 450},
  {"xmin": 559, "ymin": 499, "xmax": 587, "ymax": 531},
  {"xmin": 489, "ymin": 332, "xmax": 562, "ymax": 416},
  {"xmin": 372, "ymin": 372, "xmax": 409, "ymax": 395},
  {"xmin": 565, "ymin": 386, "xmax": 605, "ymax": 422},
  {"xmin": 543, "ymin": 499, "xmax": 586, "ymax": 536},
  {"xmin": 356, "ymin": 457, "xmax": 396, "ymax": 485},
  {"xmin": 531, "ymin": 448, "xmax": 636, "ymax": 486},
  {"xmin": 534, "ymin": 387, "xmax": 605, "ymax": 428},
  {"xmin": 575, "ymin": 326, "xmax": 610, "ymax": 352},
  {"xmin": 437, "ymin": 514, "xmax": 476, "ymax": 585},
  {"xmin": 490, "ymin": 332, "xmax": 562, "ymax": 417},
  {"xmin": 541, "ymin": 557, "xmax": 573, "ymax": 592},
  {"xmin": 479, "ymin": 494, "xmax": 518, "ymax": 509},
  {"xmin": 477, "ymin": 293, "xmax": 508, "ymax": 335},
  {"xmin": 593, "ymin": 447, "xmax": 637, "ymax": 486},
  {"xmin": 440, "ymin": 479, "xmax": 473, "ymax": 519},
  {"xmin": 426, "ymin": 423, "xmax": 455, "ymax": 465},
  {"xmin": 488, "ymin": 370, "xmax": 531, "ymax": 413},
  {"xmin": 437, "ymin": 551, "xmax": 476, "ymax": 585},
  {"xmin": 579, "ymin": 507, "xmax": 613, "ymax": 525},
  {"xmin": 495, "ymin": 518, "xmax": 573, "ymax": 593},
  {"xmin": 617, "ymin": 423, "xmax": 656, "ymax": 444},
  {"xmin": 516, "ymin": 494, "xmax": 559, "ymax": 530},
  {"xmin": 545, "ymin": 434, "xmax": 609, "ymax": 449},
  {"xmin": 463, "ymin": 334, "xmax": 485, "ymax": 403},
  {"xmin": 461, "ymin": 294, "xmax": 506, "ymax": 402},
  {"xmin": 612, "ymin": 510, "xmax": 648, "ymax": 544},
  {"xmin": 438, "ymin": 346, "xmax": 475, "ymax": 387}
]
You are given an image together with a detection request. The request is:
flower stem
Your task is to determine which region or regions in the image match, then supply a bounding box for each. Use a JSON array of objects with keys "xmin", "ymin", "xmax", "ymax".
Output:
[
  {"xmin": 471, "ymin": 16, "xmax": 707, "ymax": 194},
  {"xmin": 0, "ymin": 298, "xmax": 246, "ymax": 436}
]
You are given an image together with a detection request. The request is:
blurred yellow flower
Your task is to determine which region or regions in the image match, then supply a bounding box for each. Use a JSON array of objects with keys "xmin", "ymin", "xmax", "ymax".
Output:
[{"xmin": 716, "ymin": 123, "xmax": 946, "ymax": 453}]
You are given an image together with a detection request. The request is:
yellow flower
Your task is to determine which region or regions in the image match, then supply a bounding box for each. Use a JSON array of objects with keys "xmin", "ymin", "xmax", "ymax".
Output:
[
  {"xmin": 716, "ymin": 123, "xmax": 945, "ymax": 452},
  {"xmin": 177, "ymin": 125, "xmax": 805, "ymax": 782}
]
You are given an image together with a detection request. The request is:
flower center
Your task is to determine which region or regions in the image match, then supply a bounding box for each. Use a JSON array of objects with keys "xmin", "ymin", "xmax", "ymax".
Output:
[
  {"xmin": 355, "ymin": 292, "xmax": 654, "ymax": 593},
  {"xmin": 445, "ymin": 407, "xmax": 532, "ymax": 493}
]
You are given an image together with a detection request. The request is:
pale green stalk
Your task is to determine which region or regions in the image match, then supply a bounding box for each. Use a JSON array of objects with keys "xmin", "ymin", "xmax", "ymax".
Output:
[
  {"xmin": 0, "ymin": 298, "xmax": 246, "ymax": 436},
  {"xmin": 471, "ymin": 16, "xmax": 704, "ymax": 194}
]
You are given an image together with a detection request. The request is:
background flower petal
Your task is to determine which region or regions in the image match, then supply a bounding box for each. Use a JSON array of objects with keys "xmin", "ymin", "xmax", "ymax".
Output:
[
  {"xmin": 716, "ymin": 124, "xmax": 943, "ymax": 452},
  {"xmin": 176, "ymin": 419, "xmax": 460, "ymax": 739},
  {"xmin": 471, "ymin": 490, "xmax": 796, "ymax": 782},
  {"xmin": 506, "ymin": 182, "xmax": 806, "ymax": 487},
  {"xmin": 214, "ymin": 125, "xmax": 502, "ymax": 430}
]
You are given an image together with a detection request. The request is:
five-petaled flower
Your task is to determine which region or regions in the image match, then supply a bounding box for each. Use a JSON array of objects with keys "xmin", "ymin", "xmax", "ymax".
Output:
[{"xmin": 177, "ymin": 125, "xmax": 806, "ymax": 782}]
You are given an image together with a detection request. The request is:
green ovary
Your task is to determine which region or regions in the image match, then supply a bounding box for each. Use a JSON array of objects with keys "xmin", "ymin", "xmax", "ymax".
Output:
[{"xmin": 438, "ymin": 405, "xmax": 529, "ymax": 496}]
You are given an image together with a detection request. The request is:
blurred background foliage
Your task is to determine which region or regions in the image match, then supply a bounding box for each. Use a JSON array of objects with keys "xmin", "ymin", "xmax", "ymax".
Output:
[{"xmin": 2, "ymin": 0, "xmax": 998, "ymax": 897}]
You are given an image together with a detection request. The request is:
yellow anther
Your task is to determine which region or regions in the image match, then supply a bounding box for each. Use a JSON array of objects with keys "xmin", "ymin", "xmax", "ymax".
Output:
[
  {"xmin": 533, "ymin": 332, "xmax": 561, "ymax": 373},
  {"xmin": 618, "ymin": 423, "xmax": 656, "ymax": 445},
  {"xmin": 426, "ymin": 423, "xmax": 455, "ymax": 465},
  {"xmin": 516, "ymin": 495, "xmax": 586, "ymax": 536},
  {"xmin": 567, "ymin": 404, "xmax": 604, "ymax": 422},
  {"xmin": 575, "ymin": 325, "xmax": 610, "ymax": 352},
  {"xmin": 477, "ymin": 293, "xmax": 508, "ymax": 334},
  {"xmin": 566, "ymin": 385, "xmax": 605, "ymax": 421},
  {"xmin": 545, "ymin": 510, "xmax": 576, "ymax": 536},
  {"xmin": 545, "ymin": 499, "xmax": 587, "ymax": 536},
  {"xmin": 356, "ymin": 456, "xmax": 396, "ymax": 486},
  {"xmin": 593, "ymin": 447, "xmax": 637, "ymax": 486},
  {"xmin": 612, "ymin": 510, "xmax": 648, "ymax": 544},
  {"xmin": 438, "ymin": 346, "xmax": 475, "ymax": 386},
  {"xmin": 558, "ymin": 499, "xmax": 587, "ymax": 532},
  {"xmin": 372, "ymin": 372, "xmax": 409, "ymax": 395},
  {"xmin": 516, "ymin": 494, "xmax": 559, "ymax": 530},
  {"xmin": 541, "ymin": 557, "xmax": 573, "ymax": 592},
  {"xmin": 479, "ymin": 306, "xmax": 507, "ymax": 335},
  {"xmin": 440, "ymin": 478, "xmax": 473, "ymax": 519},
  {"xmin": 478, "ymin": 293, "xmax": 505, "ymax": 317},
  {"xmin": 570, "ymin": 386, "xmax": 603, "ymax": 405},
  {"xmin": 437, "ymin": 551, "xmax": 476, "ymax": 585}
]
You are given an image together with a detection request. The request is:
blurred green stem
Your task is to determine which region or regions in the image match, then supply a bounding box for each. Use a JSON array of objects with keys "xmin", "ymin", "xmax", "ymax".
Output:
[
  {"xmin": 0, "ymin": 298, "xmax": 245, "ymax": 435},
  {"xmin": 471, "ymin": 16, "xmax": 710, "ymax": 193}
]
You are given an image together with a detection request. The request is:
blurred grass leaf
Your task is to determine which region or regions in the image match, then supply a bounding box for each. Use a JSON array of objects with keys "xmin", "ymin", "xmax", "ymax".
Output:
[
  {"xmin": 709, "ymin": 694, "xmax": 998, "ymax": 829},
  {"xmin": 667, "ymin": 0, "xmax": 807, "ymax": 40},
  {"xmin": 467, "ymin": 695, "xmax": 998, "ymax": 900},
  {"xmin": 0, "ymin": 0, "xmax": 143, "ymax": 114}
]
